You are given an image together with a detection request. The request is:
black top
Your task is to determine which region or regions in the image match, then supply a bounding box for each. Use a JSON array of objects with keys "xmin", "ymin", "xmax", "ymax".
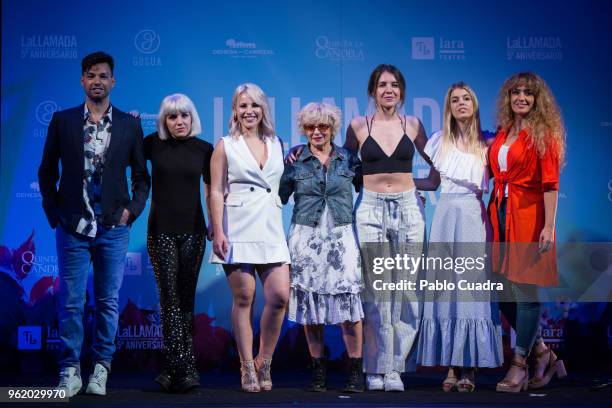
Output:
[
  {"xmin": 360, "ymin": 115, "xmax": 414, "ymax": 175},
  {"xmin": 144, "ymin": 132, "xmax": 213, "ymax": 235}
]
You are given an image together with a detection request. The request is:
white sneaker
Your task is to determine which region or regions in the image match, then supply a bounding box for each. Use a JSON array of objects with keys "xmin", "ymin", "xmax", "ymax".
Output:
[
  {"xmin": 384, "ymin": 370, "xmax": 404, "ymax": 392},
  {"xmin": 366, "ymin": 374, "xmax": 384, "ymax": 391},
  {"xmin": 85, "ymin": 363, "xmax": 108, "ymax": 395},
  {"xmin": 56, "ymin": 367, "xmax": 82, "ymax": 397}
]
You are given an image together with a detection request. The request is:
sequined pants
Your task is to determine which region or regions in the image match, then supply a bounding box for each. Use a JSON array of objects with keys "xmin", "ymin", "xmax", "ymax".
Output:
[{"xmin": 147, "ymin": 233, "xmax": 205, "ymax": 378}]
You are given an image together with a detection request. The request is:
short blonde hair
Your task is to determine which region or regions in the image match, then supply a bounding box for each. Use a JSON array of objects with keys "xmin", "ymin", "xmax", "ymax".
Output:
[
  {"xmin": 297, "ymin": 102, "xmax": 342, "ymax": 139},
  {"xmin": 228, "ymin": 83, "xmax": 275, "ymax": 140},
  {"xmin": 157, "ymin": 93, "xmax": 202, "ymax": 140}
]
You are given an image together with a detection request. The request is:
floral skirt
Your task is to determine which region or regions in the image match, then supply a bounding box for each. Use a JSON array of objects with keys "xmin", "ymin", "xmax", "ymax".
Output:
[{"xmin": 287, "ymin": 206, "xmax": 363, "ymax": 325}]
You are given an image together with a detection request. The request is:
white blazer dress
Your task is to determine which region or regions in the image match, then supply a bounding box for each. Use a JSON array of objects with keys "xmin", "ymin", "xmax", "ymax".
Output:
[{"xmin": 210, "ymin": 134, "xmax": 291, "ymax": 265}]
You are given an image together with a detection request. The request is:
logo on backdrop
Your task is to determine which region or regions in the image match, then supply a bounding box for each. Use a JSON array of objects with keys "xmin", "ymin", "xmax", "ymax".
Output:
[
  {"xmin": 608, "ymin": 179, "xmax": 612, "ymax": 203},
  {"xmin": 133, "ymin": 29, "xmax": 162, "ymax": 67},
  {"xmin": 438, "ymin": 37, "xmax": 465, "ymax": 60},
  {"xmin": 211, "ymin": 39, "xmax": 275, "ymax": 58},
  {"xmin": 44, "ymin": 325, "xmax": 61, "ymax": 351},
  {"xmin": 140, "ymin": 112, "xmax": 158, "ymax": 134},
  {"xmin": 125, "ymin": 252, "xmax": 142, "ymax": 276},
  {"xmin": 20, "ymin": 35, "xmax": 78, "ymax": 59},
  {"xmin": 17, "ymin": 326, "xmax": 42, "ymax": 350},
  {"xmin": 412, "ymin": 37, "xmax": 434, "ymax": 60},
  {"xmin": 18, "ymin": 249, "xmax": 58, "ymax": 277},
  {"xmin": 412, "ymin": 37, "xmax": 465, "ymax": 60},
  {"xmin": 15, "ymin": 181, "xmax": 42, "ymax": 200},
  {"xmin": 34, "ymin": 100, "xmax": 60, "ymax": 139},
  {"xmin": 134, "ymin": 29, "xmax": 160, "ymax": 54},
  {"xmin": 506, "ymin": 36, "xmax": 562, "ymax": 61},
  {"xmin": 35, "ymin": 100, "xmax": 59, "ymax": 126},
  {"xmin": 539, "ymin": 303, "xmax": 570, "ymax": 349},
  {"xmin": 116, "ymin": 308, "xmax": 164, "ymax": 351},
  {"xmin": 127, "ymin": 111, "xmax": 157, "ymax": 135},
  {"xmin": 314, "ymin": 36, "xmax": 365, "ymax": 61}
]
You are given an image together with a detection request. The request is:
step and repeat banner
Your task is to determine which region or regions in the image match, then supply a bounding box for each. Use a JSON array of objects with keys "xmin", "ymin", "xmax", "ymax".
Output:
[{"xmin": 1, "ymin": 0, "xmax": 611, "ymax": 371}]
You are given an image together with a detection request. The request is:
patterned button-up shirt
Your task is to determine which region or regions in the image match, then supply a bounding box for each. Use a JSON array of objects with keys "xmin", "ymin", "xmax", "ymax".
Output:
[{"xmin": 76, "ymin": 104, "xmax": 112, "ymax": 237}]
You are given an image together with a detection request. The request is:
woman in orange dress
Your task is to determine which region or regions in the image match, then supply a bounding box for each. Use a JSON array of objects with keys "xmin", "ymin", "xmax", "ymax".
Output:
[{"xmin": 488, "ymin": 72, "xmax": 567, "ymax": 393}]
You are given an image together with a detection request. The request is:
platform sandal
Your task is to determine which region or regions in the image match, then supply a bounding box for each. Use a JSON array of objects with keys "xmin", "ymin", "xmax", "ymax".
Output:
[
  {"xmin": 496, "ymin": 360, "xmax": 528, "ymax": 393},
  {"xmin": 528, "ymin": 348, "xmax": 567, "ymax": 389}
]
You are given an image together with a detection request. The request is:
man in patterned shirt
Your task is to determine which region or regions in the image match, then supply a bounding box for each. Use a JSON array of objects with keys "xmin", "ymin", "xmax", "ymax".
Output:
[{"xmin": 38, "ymin": 51, "xmax": 150, "ymax": 397}]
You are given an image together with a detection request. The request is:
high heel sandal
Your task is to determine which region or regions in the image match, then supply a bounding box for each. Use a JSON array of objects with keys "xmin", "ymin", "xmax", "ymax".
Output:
[
  {"xmin": 528, "ymin": 348, "xmax": 567, "ymax": 389},
  {"xmin": 442, "ymin": 367, "xmax": 459, "ymax": 392},
  {"xmin": 457, "ymin": 369, "xmax": 476, "ymax": 393},
  {"xmin": 255, "ymin": 357, "xmax": 273, "ymax": 391},
  {"xmin": 496, "ymin": 360, "xmax": 528, "ymax": 393},
  {"xmin": 240, "ymin": 360, "xmax": 261, "ymax": 393}
]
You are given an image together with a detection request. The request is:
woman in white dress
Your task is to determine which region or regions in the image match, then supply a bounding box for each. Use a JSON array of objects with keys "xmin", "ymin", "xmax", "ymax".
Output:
[
  {"xmin": 210, "ymin": 83, "xmax": 291, "ymax": 392},
  {"xmin": 416, "ymin": 82, "xmax": 503, "ymax": 392}
]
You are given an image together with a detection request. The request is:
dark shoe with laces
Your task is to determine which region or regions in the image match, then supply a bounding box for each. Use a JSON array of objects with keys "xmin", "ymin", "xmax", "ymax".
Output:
[
  {"xmin": 343, "ymin": 358, "xmax": 364, "ymax": 393},
  {"xmin": 309, "ymin": 357, "xmax": 327, "ymax": 392}
]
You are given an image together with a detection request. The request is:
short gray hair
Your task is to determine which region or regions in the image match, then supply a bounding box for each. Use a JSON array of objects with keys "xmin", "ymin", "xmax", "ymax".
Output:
[
  {"xmin": 297, "ymin": 102, "xmax": 342, "ymax": 139},
  {"xmin": 157, "ymin": 93, "xmax": 202, "ymax": 140}
]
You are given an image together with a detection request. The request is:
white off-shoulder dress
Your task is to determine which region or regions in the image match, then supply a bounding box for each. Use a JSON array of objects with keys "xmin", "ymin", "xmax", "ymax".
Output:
[
  {"xmin": 416, "ymin": 131, "xmax": 503, "ymax": 368},
  {"xmin": 210, "ymin": 135, "xmax": 291, "ymax": 265}
]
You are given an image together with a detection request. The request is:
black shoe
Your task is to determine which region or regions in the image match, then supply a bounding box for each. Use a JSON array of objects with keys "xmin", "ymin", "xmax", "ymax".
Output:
[
  {"xmin": 343, "ymin": 358, "xmax": 364, "ymax": 393},
  {"xmin": 173, "ymin": 373, "xmax": 200, "ymax": 394},
  {"xmin": 309, "ymin": 357, "xmax": 327, "ymax": 392},
  {"xmin": 154, "ymin": 370, "xmax": 173, "ymax": 392}
]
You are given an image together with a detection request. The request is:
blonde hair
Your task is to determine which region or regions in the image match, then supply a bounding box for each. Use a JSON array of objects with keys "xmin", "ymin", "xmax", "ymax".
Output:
[
  {"xmin": 438, "ymin": 82, "xmax": 487, "ymax": 164},
  {"xmin": 228, "ymin": 83, "xmax": 275, "ymax": 140},
  {"xmin": 497, "ymin": 72, "xmax": 566, "ymax": 163},
  {"xmin": 297, "ymin": 102, "xmax": 342, "ymax": 139},
  {"xmin": 157, "ymin": 93, "xmax": 202, "ymax": 140}
]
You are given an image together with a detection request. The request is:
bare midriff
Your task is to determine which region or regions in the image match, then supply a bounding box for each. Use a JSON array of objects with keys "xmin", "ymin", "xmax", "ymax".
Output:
[{"xmin": 363, "ymin": 173, "xmax": 415, "ymax": 193}]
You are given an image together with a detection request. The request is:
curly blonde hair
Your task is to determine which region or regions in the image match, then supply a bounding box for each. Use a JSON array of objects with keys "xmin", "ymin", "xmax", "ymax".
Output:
[
  {"xmin": 297, "ymin": 102, "xmax": 342, "ymax": 139},
  {"xmin": 497, "ymin": 72, "xmax": 566, "ymax": 163}
]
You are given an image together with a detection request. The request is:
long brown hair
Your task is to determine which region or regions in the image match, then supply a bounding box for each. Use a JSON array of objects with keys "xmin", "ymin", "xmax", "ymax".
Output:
[{"xmin": 497, "ymin": 72, "xmax": 566, "ymax": 163}]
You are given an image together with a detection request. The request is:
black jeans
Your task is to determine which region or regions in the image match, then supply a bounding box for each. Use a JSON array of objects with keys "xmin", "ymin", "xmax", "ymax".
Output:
[
  {"xmin": 147, "ymin": 232, "xmax": 205, "ymax": 378},
  {"xmin": 497, "ymin": 198, "xmax": 542, "ymax": 357}
]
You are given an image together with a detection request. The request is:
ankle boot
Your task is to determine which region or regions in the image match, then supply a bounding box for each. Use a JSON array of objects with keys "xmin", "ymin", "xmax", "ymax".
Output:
[
  {"xmin": 309, "ymin": 357, "xmax": 327, "ymax": 392},
  {"xmin": 343, "ymin": 357, "xmax": 364, "ymax": 393}
]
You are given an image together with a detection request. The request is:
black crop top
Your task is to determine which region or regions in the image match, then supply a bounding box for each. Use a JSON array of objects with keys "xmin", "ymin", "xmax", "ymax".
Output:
[{"xmin": 360, "ymin": 115, "xmax": 414, "ymax": 175}]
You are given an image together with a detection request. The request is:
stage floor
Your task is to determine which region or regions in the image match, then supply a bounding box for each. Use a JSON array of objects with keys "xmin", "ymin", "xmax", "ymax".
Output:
[{"xmin": 3, "ymin": 370, "xmax": 611, "ymax": 407}]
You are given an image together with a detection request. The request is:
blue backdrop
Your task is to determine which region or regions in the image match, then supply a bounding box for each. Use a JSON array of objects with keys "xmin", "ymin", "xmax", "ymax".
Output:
[{"xmin": 2, "ymin": 0, "xmax": 611, "ymax": 371}]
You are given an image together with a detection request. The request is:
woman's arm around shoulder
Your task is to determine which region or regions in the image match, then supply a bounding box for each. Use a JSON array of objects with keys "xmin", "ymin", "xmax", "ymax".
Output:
[
  {"xmin": 344, "ymin": 116, "xmax": 366, "ymax": 154},
  {"xmin": 409, "ymin": 118, "xmax": 440, "ymax": 191}
]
